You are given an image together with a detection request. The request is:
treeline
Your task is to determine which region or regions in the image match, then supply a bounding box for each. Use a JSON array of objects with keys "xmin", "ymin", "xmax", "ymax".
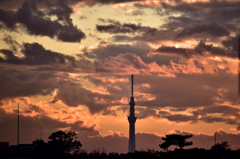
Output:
[{"xmin": 1, "ymin": 130, "xmax": 240, "ymax": 159}]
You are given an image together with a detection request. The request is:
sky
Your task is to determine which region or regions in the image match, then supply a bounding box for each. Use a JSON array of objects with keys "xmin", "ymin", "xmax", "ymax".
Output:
[{"xmin": 0, "ymin": 0, "xmax": 240, "ymax": 154}]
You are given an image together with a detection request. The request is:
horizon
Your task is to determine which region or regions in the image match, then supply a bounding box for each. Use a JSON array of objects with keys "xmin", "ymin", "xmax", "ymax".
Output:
[{"xmin": 0, "ymin": 0, "xmax": 240, "ymax": 154}]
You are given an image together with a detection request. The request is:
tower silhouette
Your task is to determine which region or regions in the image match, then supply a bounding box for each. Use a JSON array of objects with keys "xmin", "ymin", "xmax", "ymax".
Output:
[{"xmin": 128, "ymin": 75, "xmax": 137, "ymax": 153}]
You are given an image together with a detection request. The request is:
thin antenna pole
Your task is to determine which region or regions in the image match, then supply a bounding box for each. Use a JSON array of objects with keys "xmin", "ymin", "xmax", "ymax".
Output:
[
  {"xmin": 238, "ymin": 36, "xmax": 240, "ymax": 94},
  {"xmin": 17, "ymin": 103, "xmax": 19, "ymax": 146},
  {"xmin": 215, "ymin": 132, "xmax": 216, "ymax": 145},
  {"xmin": 131, "ymin": 75, "xmax": 133, "ymax": 97}
]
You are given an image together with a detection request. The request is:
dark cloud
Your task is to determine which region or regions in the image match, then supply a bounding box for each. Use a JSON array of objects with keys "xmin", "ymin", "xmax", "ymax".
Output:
[
  {"xmin": 135, "ymin": 104, "xmax": 240, "ymax": 124},
  {"xmin": 79, "ymin": 16, "xmax": 87, "ymax": 20},
  {"xmin": 222, "ymin": 34, "xmax": 239, "ymax": 53},
  {"xmin": 200, "ymin": 116, "xmax": 238, "ymax": 125},
  {"xmin": 143, "ymin": 1, "xmax": 240, "ymax": 42},
  {"xmin": 152, "ymin": 1, "xmax": 240, "ymax": 23},
  {"xmin": 162, "ymin": 15, "xmax": 204, "ymax": 31},
  {"xmin": 0, "ymin": 0, "xmax": 25, "ymax": 9},
  {"xmin": 22, "ymin": 43, "xmax": 76, "ymax": 65},
  {"xmin": 85, "ymin": 0, "xmax": 143, "ymax": 5},
  {"xmin": 135, "ymin": 108, "xmax": 159, "ymax": 119},
  {"xmin": 127, "ymin": 10, "xmax": 145, "ymax": 16},
  {"xmin": 169, "ymin": 16, "xmax": 197, "ymax": 24},
  {"xmin": 194, "ymin": 40, "xmax": 236, "ymax": 58},
  {"xmin": 83, "ymin": 43, "xmax": 151, "ymax": 60},
  {"xmin": 0, "ymin": 0, "xmax": 145, "ymax": 10},
  {"xmin": 136, "ymin": 108, "xmax": 198, "ymax": 123},
  {"xmin": 132, "ymin": 29, "xmax": 177, "ymax": 43},
  {"xmin": 164, "ymin": 114, "xmax": 196, "ymax": 123},
  {"xmin": 96, "ymin": 19, "xmax": 157, "ymax": 34},
  {"xmin": 134, "ymin": 73, "xmax": 238, "ymax": 108},
  {"xmin": 90, "ymin": 52, "xmax": 149, "ymax": 74},
  {"xmin": 0, "ymin": 2, "xmax": 85, "ymax": 42},
  {"xmin": 155, "ymin": 40, "xmax": 237, "ymax": 59},
  {"xmin": 156, "ymin": 45, "xmax": 194, "ymax": 58},
  {"xmin": 0, "ymin": 9, "xmax": 17, "ymax": 29},
  {"xmin": 0, "ymin": 0, "xmax": 85, "ymax": 10},
  {"xmin": 0, "ymin": 70, "xmax": 57, "ymax": 102},
  {"xmin": 0, "ymin": 42, "xmax": 76, "ymax": 66},
  {"xmin": 111, "ymin": 35, "xmax": 133, "ymax": 42},
  {"xmin": 2, "ymin": 35, "xmax": 21, "ymax": 52},
  {"xmin": 53, "ymin": 81, "xmax": 112, "ymax": 113},
  {"xmin": 53, "ymin": 74, "xmax": 143, "ymax": 114},
  {"xmin": 96, "ymin": 23, "xmax": 141, "ymax": 34},
  {"xmin": 192, "ymin": 105, "xmax": 240, "ymax": 125},
  {"xmin": 200, "ymin": 1, "xmax": 240, "ymax": 22},
  {"xmin": 176, "ymin": 22, "xmax": 230, "ymax": 39},
  {"xmin": 193, "ymin": 105, "xmax": 240, "ymax": 117}
]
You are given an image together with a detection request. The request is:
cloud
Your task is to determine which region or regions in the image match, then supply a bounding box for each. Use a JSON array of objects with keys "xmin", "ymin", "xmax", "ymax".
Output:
[
  {"xmin": 84, "ymin": 0, "xmax": 144, "ymax": 6},
  {"xmin": 199, "ymin": 116, "xmax": 237, "ymax": 125},
  {"xmin": 138, "ymin": 0, "xmax": 240, "ymax": 23},
  {"xmin": 156, "ymin": 45, "xmax": 194, "ymax": 58},
  {"xmin": 135, "ymin": 107, "xmax": 159, "ymax": 119},
  {"xmin": 155, "ymin": 40, "xmax": 237, "ymax": 59},
  {"xmin": 0, "ymin": 42, "xmax": 76, "ymax": 65},
  {"xmin": 2, "ymin": 35, "xmax": 21, "ymax": 52},
  {"xmin": 134, "ymin": 73, "xmax": 238, "ymax": 108},
  {"xmin": 53, "ymin": 82, "xmax": 110, "ymax": 113},
  {"xmin": 0, "ymin": 47, "xmax": 233, "ymax": 116},
  {"xmin": 96, "ymin": 18, "xmax": 157, "ymax": 34},
  {"xmin": 192, "ymin": 105, "xmax": 240, "ymax": 125},
  {"xmin": 135, "ymin": 103, "xmax": 240, "ymax": 125},
  {"xmin": 176, "ymin": 22, "xmax": 230, "ymax": 39},
  {"xmin": 237, "ymin": 126, "xmax": 240, "ymax": 131},
  {"xmin": 164, "ymin": 114, "xmax": 196, "ymax": 123},
  {"xmin": 0, "ymin": 2, "xmax": 85, "ymax": 42},
  {"xmin": 193, "ymin": 105, "xmax": 240, "ymax": 117},
  {"xmin": 125, "ymin": 9, "xmax": 145, "ymax": 16},
  {"xmin": 83, "ymin": 42, "xmax": 151, "ymax": 60},
  {"xmin": 0, "ymin": 70, "xmax": 58, "ymax": 102},
  {"xmin": 130, "ymin": 29, "xmax": 178, "ymax": 43},
  {"xmin": 222, "ymin": 34, "xmax": 239, "ymax": 53},
  {"xmin": 111, "ymin": 35, "xmax": 134, "ymax": 42},
  {"xmin": 134, "ymin": 1, "xmax": 239, "ymax": 42}
]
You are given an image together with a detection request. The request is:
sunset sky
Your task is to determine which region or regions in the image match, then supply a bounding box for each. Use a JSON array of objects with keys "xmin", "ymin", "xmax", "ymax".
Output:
[{"xmin": 0, "ymin": 0, "xmax": 240, "ymax": 153}]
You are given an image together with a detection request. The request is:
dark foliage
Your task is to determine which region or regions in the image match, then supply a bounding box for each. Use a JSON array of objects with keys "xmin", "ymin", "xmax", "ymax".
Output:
[
  {"xmin": 159, "ymin": 134, "xmax": 193, "ymax": 150},
  {"xmin": 32, "ymin": 130, "xmax": 82, "ymax": 159},
  {"xmin": 211, "ymin": 141, "xmax": 231, "ymax": 151},
  {"xmin": 48, "ymin": 130, "xmax": 82, "ymax": 155}
]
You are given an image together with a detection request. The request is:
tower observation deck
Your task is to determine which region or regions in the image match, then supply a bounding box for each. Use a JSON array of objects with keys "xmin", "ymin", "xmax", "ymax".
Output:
[{"xmin": 128, "ymin": 75, "xmax": 137, "ymax": 153}]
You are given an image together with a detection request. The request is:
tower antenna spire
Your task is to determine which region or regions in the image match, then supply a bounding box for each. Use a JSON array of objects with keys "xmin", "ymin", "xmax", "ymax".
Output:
[
  {"xmin": 17, "ymin": 103, "xmax": 19, "ymax": 146},
  {"xmin": 131, "ymin": 75, "xmax": 133, "ymax": 97}
]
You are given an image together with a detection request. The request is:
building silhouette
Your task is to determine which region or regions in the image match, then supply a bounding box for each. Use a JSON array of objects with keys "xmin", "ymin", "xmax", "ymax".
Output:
[{"xmin": 128, "ymin": 75, "xmax": 137, "ymax": 153}]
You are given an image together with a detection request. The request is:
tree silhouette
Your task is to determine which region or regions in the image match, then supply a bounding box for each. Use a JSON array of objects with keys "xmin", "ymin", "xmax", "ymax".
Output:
[
  {"xmin": 211, "ymin": 141, "xmax": 231, "ymax": 151},
  {"xmin": 159, "ymin": 134, "xmax": 193, "ymax": 151},
  {"xmin": 48, "ymin": 130, "xmax": 82, "ymax": 155}
]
